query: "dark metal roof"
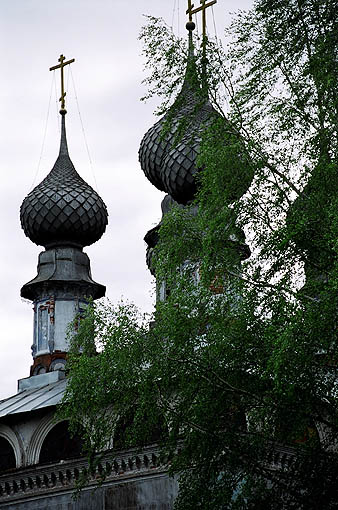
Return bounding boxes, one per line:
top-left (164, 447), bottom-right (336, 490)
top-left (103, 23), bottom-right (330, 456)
top-left (139, 30), bottom-right (219, 205)
top-left (0, 379), bottom-right (66, 417)
top-left (20, 113), bottom-right (108, 249)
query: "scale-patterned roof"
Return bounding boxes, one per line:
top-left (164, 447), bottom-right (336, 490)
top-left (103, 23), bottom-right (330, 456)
top-left (139, 30), bottom-right (219, 205)
top-left (20, 113), bottom-right (108, 249)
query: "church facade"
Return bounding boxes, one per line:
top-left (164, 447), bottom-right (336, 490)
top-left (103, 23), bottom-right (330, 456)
top-left (0, 54), bottom-right (178, 508)
top-left (0, 4), bottom-right (223, 508)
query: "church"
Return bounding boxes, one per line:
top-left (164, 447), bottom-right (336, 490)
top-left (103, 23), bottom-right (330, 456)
top-left (0, 56), bottom-right (178, 508)
top-left (0, 65), bottom-right (178, 509)
top-left (1, 0), bottom-right (334, 505)
top-left (0, 2), bottom-right (222, 508)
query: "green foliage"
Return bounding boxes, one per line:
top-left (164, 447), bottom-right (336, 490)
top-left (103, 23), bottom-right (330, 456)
top-left (139, 16), bottom-right (187, 115)
top-left (59, 1), bottom-right (337, 508)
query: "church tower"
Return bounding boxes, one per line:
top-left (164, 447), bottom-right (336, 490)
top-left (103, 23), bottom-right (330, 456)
top-left (20, 55), bottom-right (108, 381)
top-left (0, 54), bottom-right (176, 509)
top-left (139, 2), bottom-right (251, 289)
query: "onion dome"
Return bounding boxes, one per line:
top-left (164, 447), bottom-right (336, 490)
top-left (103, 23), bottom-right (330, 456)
top-left (20, 112), bottom-right (108, 249)
top-left (139, 27), bottom-right (219, 205)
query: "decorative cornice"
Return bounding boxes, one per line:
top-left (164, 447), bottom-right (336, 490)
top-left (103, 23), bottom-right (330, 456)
top-left (0, 444), bottom-right (167, 504)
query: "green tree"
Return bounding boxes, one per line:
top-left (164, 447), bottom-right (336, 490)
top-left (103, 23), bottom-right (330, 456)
top-left (59, 1), bottom-right (337, 508)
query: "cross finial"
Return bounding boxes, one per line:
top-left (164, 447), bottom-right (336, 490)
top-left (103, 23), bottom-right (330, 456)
top-left (186, 0), bottom-right (197, 31)
top-left (49, 54), bottom-right (75, 114)
top-left (186, 0), bottom-right (194, 22)
top-left (189, 0), bottom-right (217, 39)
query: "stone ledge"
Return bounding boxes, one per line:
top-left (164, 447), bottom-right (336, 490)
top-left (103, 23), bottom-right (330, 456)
top-left (17, 370), bottom-right (66, 392)
top-left (0, 444), bottom-right (167, 503)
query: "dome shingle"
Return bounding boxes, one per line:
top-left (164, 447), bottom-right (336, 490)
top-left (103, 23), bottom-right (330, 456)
top-left (20, 113), bottom-right (108, 248)
top-left (139, 30), bottom-right (219, 204)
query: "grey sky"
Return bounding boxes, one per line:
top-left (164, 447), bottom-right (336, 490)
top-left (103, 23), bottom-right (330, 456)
top-left (0, 0), bottom-right (252, 399)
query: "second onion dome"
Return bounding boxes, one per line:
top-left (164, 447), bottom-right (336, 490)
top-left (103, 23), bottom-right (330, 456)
top-left (139, 26), bottom-right (219, 205)
top-left (20, 112), bottom-right (108, 249)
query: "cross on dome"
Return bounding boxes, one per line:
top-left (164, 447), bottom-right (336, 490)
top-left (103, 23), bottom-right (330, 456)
top-left (186, 0), bottom-right (194, 22)
top-left (21, 53), bottom-right (108, 250)
top-left (188, 0), bottom-right (217, 38)
top-left (49, 54), bottom-right (75, 113)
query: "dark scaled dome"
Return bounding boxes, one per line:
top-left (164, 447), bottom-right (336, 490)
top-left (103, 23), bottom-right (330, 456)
top-left (139, 30), bottom-right (219, 205)
top-left (20, 113), bottom-right (108, 249)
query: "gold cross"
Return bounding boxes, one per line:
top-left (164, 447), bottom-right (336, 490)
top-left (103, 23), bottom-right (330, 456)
top-left (189, 0), bottom-right (217, 38)
top-left (186, 0), bottom-right (194, 22)
top-left (49, 54), bottom-right (75, 111)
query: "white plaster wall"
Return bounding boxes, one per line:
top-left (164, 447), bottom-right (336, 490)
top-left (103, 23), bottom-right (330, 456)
top-left (54, 300), bottom-right (78, 352)
top-left (11, 415), bottom-right (47, 466)
top-left (1, 412), bottom-right (63, 467)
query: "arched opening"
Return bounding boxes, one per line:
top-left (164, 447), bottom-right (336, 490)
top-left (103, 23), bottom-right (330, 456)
top-left (39, 421), bottom-right (84, 465)
top-left (0, 437), bottom-right (16, 473)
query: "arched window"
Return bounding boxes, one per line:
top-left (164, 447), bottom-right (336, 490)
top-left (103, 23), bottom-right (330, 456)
top-left (39, 421), bottom-right (84, 464)
top-left (0, 437), bottom-right (16, 473)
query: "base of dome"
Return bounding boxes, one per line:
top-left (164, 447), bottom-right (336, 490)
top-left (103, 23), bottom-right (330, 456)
top-left (21, 246), bottom-right (105, 301)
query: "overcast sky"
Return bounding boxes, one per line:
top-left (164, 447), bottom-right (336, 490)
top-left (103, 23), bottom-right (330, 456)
top-left (0, 0), bottom-right (252, 399)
